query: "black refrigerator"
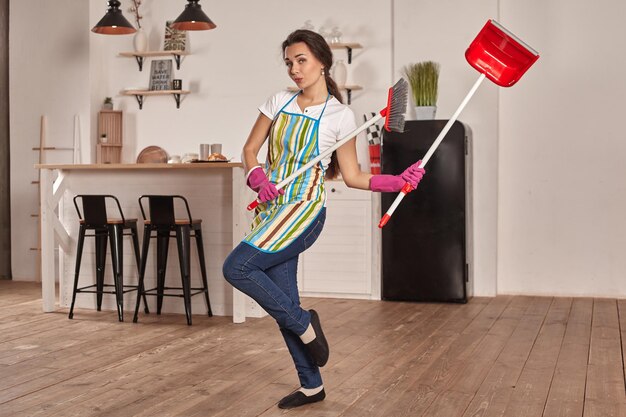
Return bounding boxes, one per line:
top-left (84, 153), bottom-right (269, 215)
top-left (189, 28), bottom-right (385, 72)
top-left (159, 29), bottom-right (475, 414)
top-left (381, 120), bottom-right (471, 303)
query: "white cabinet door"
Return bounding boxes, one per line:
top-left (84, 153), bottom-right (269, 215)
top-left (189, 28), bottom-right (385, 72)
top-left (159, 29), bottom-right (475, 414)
top-left (298, 181), bottom-right (373, 298)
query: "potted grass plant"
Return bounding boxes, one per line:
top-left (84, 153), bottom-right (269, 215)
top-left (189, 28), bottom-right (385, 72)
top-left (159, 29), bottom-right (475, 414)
top-left (403, 61), bottom-right (440, 120)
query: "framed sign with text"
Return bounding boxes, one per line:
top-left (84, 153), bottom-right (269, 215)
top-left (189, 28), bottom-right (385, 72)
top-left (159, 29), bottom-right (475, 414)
top-left (149, 59), bottom-right (173, 91)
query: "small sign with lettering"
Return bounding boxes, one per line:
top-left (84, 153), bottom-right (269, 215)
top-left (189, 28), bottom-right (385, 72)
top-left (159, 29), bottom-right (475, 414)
top-left (149, 59), bottom-right (173, 91)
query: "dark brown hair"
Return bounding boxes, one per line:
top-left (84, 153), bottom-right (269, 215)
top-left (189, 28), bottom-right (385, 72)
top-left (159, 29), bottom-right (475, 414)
top-left (282, 29), bottom-right (342, 180)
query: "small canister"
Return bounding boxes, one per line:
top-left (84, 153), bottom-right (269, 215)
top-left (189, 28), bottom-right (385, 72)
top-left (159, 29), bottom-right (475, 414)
top-left (200, 144), bottom-right (211, 161)
top-left (210, 143), bottom-right (222, 155)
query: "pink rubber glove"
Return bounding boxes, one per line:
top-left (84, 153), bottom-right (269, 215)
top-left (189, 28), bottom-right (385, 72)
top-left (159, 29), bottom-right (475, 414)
top-left (370, 160), bottom-right (425, 192)
top-left (247, 167), bottom-right (285, 202)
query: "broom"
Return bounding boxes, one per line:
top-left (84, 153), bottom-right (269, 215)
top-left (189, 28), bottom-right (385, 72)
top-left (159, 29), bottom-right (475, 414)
top-left (246, 78), bottom-right (409, 211)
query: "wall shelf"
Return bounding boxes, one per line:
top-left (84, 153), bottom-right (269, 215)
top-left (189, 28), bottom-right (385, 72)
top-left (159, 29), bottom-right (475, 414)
top-left (119, 50), bottom-right (189, 71)
top-left (31, 146), bottom-right (73, 151)
top-left (122, 89), bottom-right (190, 110)
top-left (329, 42), bottom-right (363, 64)
top-left (287, 85), bottom-right (363, 105)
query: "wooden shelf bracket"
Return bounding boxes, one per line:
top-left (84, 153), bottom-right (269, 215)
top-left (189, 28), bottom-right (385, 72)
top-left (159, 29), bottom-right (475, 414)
top-left (134, 94), bottom-right (145, 109)
top-left (134, 55), bottom-right (144, 71)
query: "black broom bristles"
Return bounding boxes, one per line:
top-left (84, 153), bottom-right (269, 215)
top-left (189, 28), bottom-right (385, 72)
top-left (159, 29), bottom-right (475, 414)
top-left (383, 78), bottom-right (409, 133)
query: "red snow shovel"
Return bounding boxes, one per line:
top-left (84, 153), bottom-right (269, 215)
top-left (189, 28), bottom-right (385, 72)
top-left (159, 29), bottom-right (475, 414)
top-left (379, 19), bottom-right (539, 228)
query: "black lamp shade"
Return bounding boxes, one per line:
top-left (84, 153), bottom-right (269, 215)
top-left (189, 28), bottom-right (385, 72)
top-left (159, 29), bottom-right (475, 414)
top-left (171, 0), bottom-right (216, 31)
top-left (92, 0), bottom-right (136, 35)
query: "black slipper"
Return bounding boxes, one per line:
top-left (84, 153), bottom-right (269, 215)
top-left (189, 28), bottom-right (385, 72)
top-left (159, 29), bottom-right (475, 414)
top-left (305, 309), bottom-right (329, 367)
top-left (278, 389), bottom-right (326, 409)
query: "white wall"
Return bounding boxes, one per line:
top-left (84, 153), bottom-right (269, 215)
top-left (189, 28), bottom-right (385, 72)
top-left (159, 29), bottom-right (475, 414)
top-left (10, 0), bottom-right (392, 281)
top-left (12, 1), bottom-right (625, 298)
top-left (88, 0), bottom-right (390, 165)
top-left (9, 0), bottom-right (90, 281)
top-left (497, 0), bottom-right (626, 297)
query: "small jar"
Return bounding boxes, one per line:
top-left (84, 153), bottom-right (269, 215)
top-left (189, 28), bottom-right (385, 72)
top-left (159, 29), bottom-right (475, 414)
top-left (100, 134), bottom-right (108, 144)
top-left (330, 27), bottom-right (342, 44)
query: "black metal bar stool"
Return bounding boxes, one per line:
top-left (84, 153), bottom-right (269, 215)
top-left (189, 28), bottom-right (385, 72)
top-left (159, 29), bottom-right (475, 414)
top-left (133, 195), bottom-right (212, 325)
top-left (69, 195), bottom-right (147, 322)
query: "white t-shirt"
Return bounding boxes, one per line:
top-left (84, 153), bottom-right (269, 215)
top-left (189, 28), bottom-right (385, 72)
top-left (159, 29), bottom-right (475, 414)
top-left (258, 90), bottom-right (357, 170)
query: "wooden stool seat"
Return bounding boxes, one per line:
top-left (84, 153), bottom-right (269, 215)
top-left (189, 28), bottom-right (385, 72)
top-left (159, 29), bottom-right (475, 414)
top-left (80, 218), bottom-right (138, 225)
top-left (143, 219), bottom-right (202, 225)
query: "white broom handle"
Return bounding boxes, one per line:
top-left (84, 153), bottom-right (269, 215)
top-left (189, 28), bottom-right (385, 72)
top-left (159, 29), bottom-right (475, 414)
top-left (277, 112), bottom-right (382, 189)
top-left (248, 112), bottom-right (383, 210)
top-left (379, 73), bottom-right (486, 228)
top-left (419, 73), bottom-right (485, 168)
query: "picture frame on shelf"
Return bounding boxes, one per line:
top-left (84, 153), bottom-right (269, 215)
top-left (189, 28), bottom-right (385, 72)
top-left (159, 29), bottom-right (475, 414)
top-left (149, 59), bottom-right (173, 91)
top-left (164, 20), bottom-right (187, 51)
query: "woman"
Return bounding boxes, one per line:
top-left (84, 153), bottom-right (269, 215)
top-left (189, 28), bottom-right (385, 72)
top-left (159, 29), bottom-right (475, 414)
top-left (223, 29), bottom-right (425, 409)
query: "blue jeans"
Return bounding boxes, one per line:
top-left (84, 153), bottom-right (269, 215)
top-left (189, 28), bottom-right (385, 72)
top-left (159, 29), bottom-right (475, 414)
top-left (223, 208), bottom-right (326, 389)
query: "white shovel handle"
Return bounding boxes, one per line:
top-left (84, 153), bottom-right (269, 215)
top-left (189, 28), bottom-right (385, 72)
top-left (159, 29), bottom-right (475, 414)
top-left (379, 74), bottom-right (486, 228)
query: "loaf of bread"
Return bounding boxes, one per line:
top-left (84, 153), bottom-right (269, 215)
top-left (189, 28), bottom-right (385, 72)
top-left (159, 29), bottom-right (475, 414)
top-left (207, 152), bottom-right (228, 161)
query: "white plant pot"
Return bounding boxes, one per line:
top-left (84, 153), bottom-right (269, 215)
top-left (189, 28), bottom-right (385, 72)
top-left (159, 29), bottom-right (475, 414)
top-left (133, 28), bottom-right (148, 52)
top-left (415, 106), bottom-right (437, 120)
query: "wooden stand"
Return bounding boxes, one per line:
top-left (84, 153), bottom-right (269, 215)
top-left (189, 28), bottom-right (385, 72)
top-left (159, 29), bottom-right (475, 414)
top-left (31, 115), bottom-right (74, 281)
top-left (96, 110), bottom-right (123, 164)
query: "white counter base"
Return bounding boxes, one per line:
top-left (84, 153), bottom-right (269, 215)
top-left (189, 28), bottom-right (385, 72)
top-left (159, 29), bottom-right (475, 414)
top-left (37, 163), bottom-right (263, 323)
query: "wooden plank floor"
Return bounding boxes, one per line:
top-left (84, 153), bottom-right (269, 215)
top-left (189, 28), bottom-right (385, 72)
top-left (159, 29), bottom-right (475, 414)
top-left (0, 281), bottom-right (625, 417)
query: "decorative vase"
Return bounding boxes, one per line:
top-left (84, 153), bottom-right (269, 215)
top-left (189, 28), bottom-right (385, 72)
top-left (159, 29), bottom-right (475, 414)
top-left (133, 28), bottom-right (148, 52)
top-left (333, 59), bottom-right (347, 86)
top-left (415, 106), bottom-right (437, 120)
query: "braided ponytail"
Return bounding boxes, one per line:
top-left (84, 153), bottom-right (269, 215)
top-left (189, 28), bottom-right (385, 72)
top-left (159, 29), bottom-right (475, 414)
top-left (323, 71), bottom-right (342, 179)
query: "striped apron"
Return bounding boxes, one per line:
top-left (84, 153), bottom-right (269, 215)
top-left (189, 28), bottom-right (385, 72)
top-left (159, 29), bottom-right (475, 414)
top-left (243, 92), bottom-right (329, 253)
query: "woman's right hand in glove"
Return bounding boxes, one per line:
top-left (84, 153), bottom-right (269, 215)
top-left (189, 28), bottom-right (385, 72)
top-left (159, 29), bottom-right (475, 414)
top-left (247, 166), bottom-right (285, 202)
top-left (369, 160), bottom-right (426, 192)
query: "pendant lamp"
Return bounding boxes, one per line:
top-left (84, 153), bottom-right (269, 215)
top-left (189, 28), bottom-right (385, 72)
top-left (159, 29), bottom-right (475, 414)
top-left (92, 0), bottom-right (136, 35)
top-left (171, 0), bottom-right (217, 31)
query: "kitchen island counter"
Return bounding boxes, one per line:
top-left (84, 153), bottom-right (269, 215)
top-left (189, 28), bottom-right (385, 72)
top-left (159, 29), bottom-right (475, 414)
top-left (37, 162), bottom-right (243, 170)
top-left (36, 162), bottom-right (261, 323)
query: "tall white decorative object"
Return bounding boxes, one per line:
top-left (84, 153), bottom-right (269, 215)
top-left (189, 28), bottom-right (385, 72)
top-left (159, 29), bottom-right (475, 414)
top-left (333, 59), bottom-right (347, 86)
top-left (73, 115), bottom-right (82, 163)
top-left (133, 28), bottom-right (148, 52)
